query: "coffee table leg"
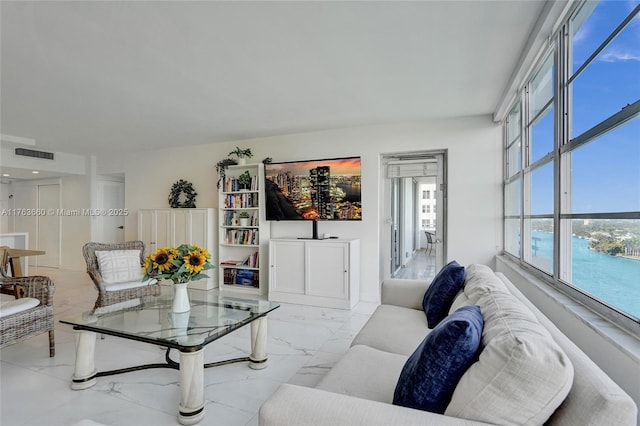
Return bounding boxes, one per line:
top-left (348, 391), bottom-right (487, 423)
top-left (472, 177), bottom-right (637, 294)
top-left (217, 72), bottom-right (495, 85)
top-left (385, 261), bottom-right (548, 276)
top-left (71, 329), bottom-right (97, 390)
top-left (249, 316), bottom-right (268, 370)
top-left (178, 349), bottom-right (205, 425)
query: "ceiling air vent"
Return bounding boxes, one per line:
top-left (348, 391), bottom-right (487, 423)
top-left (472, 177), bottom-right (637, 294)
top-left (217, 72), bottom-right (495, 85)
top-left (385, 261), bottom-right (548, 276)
top-left (15, 148), bottom-right (54, 160)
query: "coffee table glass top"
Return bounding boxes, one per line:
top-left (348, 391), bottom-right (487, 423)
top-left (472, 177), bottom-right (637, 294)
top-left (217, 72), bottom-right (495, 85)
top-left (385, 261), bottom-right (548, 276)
top-left (60, 286), bottom-right (279, 349)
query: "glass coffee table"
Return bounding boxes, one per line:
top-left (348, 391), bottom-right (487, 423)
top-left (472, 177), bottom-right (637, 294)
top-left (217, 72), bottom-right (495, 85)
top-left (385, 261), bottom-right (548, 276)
top-left (60, 286), bottom-right (279, 425)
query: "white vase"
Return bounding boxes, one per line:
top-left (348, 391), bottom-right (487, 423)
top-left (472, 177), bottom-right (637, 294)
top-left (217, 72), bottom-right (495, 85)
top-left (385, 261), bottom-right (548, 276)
top-left (237, 158), bottom-right (246, 165)
top-left (172, 282), bottom-right (191, 313)
top-left (239, 218), bottom-right (249, 226)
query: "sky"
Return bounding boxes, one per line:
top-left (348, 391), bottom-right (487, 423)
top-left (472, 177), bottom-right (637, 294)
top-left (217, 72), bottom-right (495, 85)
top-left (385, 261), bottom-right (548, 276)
top-left (531, 0), bottom-right (639, 215)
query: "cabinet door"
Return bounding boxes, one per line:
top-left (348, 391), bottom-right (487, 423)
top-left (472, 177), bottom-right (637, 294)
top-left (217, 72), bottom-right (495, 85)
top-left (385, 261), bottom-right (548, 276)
top-left (171, 210), bottom-right (188, 246)
top-left (306, 242), bottom-right (348, 299)
top-left (188, 209), bottom-right (210, 247)
top-left (270, 241), bottom-right (305, 294)
top-left (154, 210), bottom-right (172, 249)
top-left (138, 210), bottom-right (155, 254)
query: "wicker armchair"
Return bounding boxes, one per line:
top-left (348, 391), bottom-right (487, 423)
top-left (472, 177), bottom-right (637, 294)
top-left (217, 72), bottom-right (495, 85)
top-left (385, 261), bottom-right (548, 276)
top-left (0, 275), bottom-right (55, 356)
top-left (82, 240), bottom-right (161, 310)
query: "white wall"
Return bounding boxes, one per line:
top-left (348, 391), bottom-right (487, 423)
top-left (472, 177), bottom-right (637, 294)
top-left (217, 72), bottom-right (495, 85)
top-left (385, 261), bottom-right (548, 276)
top-left (101, 116), bottom-right (503, 302)
top-left (7, 176), bottom-right (92, 270)
top-left (0, 182), bottom-right (9, 233)
top-left (59, 175), bottom-right (92, 270)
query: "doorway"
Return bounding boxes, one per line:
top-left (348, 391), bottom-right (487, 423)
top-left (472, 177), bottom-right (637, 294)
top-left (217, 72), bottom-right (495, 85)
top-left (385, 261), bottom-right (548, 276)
top-left (381, 151), bottom-right (446, 281)
top-left (96, 178), bottom-right (125, 243)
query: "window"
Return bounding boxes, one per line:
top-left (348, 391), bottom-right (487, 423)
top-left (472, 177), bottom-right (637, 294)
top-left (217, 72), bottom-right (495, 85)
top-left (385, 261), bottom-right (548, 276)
top-left (422, 190), bottom-right (427, 199)
top-left (503, 0), bottom-right (640, 331)
top-left (422, 205), bottom-right (426, 213)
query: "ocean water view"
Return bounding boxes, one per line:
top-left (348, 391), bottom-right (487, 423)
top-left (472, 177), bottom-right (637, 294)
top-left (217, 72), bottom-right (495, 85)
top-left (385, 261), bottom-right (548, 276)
top-left (532, 231), bottom-right (640, 319)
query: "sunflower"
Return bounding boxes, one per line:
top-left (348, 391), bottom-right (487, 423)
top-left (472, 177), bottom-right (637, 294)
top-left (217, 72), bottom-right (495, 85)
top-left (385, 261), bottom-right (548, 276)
top-left (184, 250), bottom-right (206, 273)
top-left (151, 248), bottom-right (175, 272)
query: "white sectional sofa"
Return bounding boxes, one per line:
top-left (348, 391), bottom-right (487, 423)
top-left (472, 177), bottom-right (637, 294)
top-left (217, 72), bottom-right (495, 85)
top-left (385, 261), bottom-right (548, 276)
top-left (259, 264), bottom-right (637, 426)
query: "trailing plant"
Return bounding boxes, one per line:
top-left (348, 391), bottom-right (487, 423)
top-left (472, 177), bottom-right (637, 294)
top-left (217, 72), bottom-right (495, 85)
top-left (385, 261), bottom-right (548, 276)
top-left (216, 158), bottom-right (238, 189)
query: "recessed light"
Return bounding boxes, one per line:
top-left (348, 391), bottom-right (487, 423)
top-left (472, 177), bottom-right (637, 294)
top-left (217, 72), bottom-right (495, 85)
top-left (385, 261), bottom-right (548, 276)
top-left (32, 171), bottom-right (39, 174)
top-left (2, 173), bottom-right (9, 177)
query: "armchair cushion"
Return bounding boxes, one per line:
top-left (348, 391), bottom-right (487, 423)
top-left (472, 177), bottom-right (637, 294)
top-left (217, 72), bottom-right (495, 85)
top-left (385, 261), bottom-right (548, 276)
top-left (95, 250), bottom-right (143, 284)
top-left (393, 305), bottom-right (483, 414)
top-left (103, 278), bottom-right (157, 292)
top-left (422, 260), bottom-right (466, 328)
top-left (0, 297), bottom-right (40, 318)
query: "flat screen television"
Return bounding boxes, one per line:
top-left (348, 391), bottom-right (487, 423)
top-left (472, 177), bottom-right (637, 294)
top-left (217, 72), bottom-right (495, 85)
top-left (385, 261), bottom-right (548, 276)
top-left (264, 157), bottom-right (361, 238)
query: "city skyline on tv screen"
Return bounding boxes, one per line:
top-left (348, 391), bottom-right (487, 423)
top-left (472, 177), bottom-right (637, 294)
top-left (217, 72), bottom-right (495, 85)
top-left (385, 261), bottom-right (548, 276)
top-left (265, 157), bottom-right (362, 221)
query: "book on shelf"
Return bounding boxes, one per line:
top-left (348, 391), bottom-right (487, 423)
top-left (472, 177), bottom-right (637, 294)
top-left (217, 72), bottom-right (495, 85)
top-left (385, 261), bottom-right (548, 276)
top-left (220, 251), bottom-right (259, 268)
top-left (220, 259), bottom-right (244, 266)
top-left (225, 229), bottom-right (259, 245)
top-left (224, 175), bottom-right (260, 193)
top-left (222, 268), bottom-right (259, 288)
top-left (223, 211), bottom-right (259, 227)
top-left (223, 193), bottom-right (258, 209)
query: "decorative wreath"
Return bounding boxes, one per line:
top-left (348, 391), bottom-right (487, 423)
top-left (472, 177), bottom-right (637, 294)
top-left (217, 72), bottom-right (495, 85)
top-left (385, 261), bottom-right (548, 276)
top-left (168, 179), bottom-right (197, 208)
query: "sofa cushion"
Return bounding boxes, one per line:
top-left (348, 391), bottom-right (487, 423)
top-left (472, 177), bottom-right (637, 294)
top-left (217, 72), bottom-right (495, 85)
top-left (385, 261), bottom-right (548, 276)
top-left (393, 305), bottom-right (483, 414)
top-left (422, 260), bottom-right (466, 328)
top-left (317, 345), bottom-right (407, 404)
top-left (446, 288), bottom-right (574, 425)
top-left (351, 304), bottom-right (428, 356)
top-left (463, 263), bottom-right (509, 302)
top-left (448, 291), bottom-right (470, 314)
top-left (95, 250), bottom-right (143, 284)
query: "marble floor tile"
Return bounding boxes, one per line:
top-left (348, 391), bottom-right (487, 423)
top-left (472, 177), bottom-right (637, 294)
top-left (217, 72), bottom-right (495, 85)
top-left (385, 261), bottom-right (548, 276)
top-left (1, 266), bottom-right (374, 426)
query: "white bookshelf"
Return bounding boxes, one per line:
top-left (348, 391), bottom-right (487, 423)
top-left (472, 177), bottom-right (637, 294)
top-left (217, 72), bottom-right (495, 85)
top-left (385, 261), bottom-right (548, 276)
top-left (218, 163), bottom-right (270, 297)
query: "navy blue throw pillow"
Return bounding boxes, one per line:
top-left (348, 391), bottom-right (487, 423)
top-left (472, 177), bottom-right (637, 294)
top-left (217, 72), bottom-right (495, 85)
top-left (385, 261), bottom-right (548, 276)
top-left (393, 305), bottom-right (483, 414)
top-left (422, 260), bottom-right (466, 328)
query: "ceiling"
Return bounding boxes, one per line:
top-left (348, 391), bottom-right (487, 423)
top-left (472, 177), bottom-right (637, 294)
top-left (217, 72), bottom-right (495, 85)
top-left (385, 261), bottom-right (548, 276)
top-left (1, 1), bottom-right (548, 158)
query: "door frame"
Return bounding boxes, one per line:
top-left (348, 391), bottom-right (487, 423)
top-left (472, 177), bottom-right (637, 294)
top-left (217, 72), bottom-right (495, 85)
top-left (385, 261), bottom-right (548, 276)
top-left (380, 150), bottom-right (447, 281)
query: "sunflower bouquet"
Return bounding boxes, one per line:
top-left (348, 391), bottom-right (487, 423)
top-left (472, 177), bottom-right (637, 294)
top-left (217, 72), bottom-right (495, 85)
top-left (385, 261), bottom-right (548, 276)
top-left (143, 244), bottom-right (214, 284)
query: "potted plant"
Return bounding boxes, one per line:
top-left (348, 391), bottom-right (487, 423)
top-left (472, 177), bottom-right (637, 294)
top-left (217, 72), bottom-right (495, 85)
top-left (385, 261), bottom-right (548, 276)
top-left (228, 147), bottom-right (253, 165)
top-left (238, 170), bottom-right (252, 190)
top-left (238, 211), bottom-right (251, 226)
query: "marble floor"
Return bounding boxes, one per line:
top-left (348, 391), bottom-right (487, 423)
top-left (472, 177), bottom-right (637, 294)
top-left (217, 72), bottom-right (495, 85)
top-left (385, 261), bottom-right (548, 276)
top-left (0, 267), bottom-right (377, 426)
top-left (392, 249), bottom-right (437, 281)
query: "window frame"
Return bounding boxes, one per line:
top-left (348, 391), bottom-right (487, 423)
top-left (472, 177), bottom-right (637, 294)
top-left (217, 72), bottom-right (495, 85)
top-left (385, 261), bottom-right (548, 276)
top-left (503, 0), bottom-right (640, 336)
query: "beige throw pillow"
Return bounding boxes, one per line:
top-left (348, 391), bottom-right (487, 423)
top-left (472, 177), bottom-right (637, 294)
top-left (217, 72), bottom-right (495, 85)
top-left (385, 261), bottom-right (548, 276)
top-left (95, 250), bottom-right (143, 284)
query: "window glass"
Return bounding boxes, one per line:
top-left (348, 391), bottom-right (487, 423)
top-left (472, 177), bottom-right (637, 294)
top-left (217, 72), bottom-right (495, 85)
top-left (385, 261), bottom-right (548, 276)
top-left (570, 117), bottom-right (640, 214)
top-left (531, 105), bottom-right (555, 163)
top-left (505, 219), bottom-right (521, 256)
top-left (571, 0), bottom-right (640, 75)
top-left (531, 162), bottom-right (554, 215)
top-left (505, 178), bottom-right (521, 257)
top-left (571, 12), bottom-right (640, 137)
top-left (569, 218), bottom-right (640, 319)
top-left (507, 103), bottom-right (522, 176)
top-left (527, 218), bottom-right (554, 274)
top-left (529, 54), bottom-right (554, 120)
top-left (507, 138), bottom-right (521, 177)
